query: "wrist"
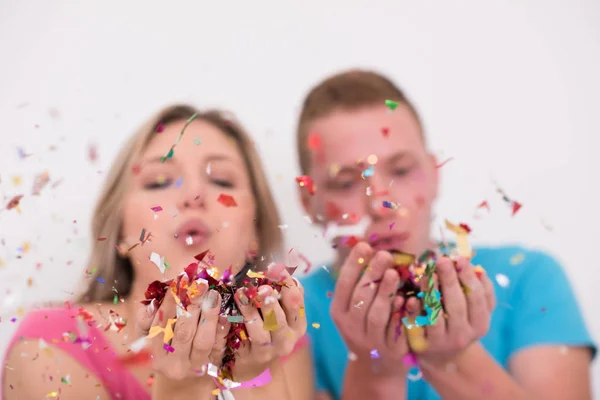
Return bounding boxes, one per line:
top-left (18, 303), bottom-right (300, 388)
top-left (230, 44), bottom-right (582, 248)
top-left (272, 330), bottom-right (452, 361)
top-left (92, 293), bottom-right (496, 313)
top-left (343, 359), bottom-right (407, 398)
top-left (152, 373), bottom-right (215, 399)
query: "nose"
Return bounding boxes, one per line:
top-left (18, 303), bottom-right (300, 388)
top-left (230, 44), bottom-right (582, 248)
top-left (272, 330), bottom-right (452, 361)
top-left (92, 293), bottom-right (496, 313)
top-left (364, 175), bottom-right (396, 220)
top-left (176, 180), bottom-right (206, 211)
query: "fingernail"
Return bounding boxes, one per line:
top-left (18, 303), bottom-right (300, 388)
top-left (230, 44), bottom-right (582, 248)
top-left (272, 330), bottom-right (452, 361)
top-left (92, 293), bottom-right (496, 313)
top-left (258, 286), bottom-right (270, 295)
top-left (146, 299), bottom-right (157, 317)
top-left (239, 293), bottom-right (249, 306)
top-left (203, 290), bottom-right (218, 309)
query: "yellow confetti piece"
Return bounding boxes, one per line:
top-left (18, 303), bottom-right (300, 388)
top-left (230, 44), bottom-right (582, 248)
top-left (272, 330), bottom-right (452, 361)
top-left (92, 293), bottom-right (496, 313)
top-left (358, 257), bottom-right (365, 264)
top-left (147, 318), bottom-right (176, 343)
top-left (312, 323), bottom-right (321, 329)
top-left (510, 253), bottom-right (525, 265)
top-left (0, 258), bottom-right (4, 268)
top-left (211, 389), bottom-right (221, 395)
top-left (44, 391), bottom-right (60, 398)
top-left (263, 310), bottom-right (279, 331)
top-left (299, 305), bottom-right (305, 318)
top-left (12, 176), bottom-right (22, 186)
top-left (240, 330), bottom-right (247, 341)
top-left (445, 220), bottom-right (473, 258)
top-left (405, 325), bottom-right (428, 353)
top-left (392, 251), bottom-right (415, 266)
top-left (462, 284), bottom-right (472, 296)
top-left (246, 270), bottom-right (266, 279)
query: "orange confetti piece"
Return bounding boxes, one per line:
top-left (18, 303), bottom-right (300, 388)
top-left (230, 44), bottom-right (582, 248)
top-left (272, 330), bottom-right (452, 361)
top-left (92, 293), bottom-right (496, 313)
top-left (6, 194), bottom-right (23, 210)
top-left (217, 194), bottom-right (237, 207)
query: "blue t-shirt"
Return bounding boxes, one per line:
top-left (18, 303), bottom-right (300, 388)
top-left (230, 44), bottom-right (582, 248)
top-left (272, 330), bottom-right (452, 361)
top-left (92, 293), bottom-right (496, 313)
top-left (300, 246), bottom-right (596, 400)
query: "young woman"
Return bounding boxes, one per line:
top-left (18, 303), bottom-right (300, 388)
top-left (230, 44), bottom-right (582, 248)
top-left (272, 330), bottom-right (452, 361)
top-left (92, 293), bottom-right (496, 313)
top-left (294, 70), bottom-right (596, 399)
top-left (2, 105), bottom-right (313, 400)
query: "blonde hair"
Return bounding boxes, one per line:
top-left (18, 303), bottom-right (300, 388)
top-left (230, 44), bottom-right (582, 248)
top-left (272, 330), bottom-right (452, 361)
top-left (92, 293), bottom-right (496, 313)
top-left (79, 104), bottom-right (282, 302)
top-left (296, 69), bottom-right (424, 174)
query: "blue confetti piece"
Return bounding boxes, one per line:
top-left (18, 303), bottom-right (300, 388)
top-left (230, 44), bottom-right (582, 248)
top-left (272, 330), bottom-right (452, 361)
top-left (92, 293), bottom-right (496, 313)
top-left (382, 200), bottom-right (393, 209)
top-left (97, 277), bottom-right (106, 284)
top-left (370, 349), bottom-right (380, 358)
top-left (415, 315), bottom-right (429, 326)
top-left (175, 177), bottom-right (184, 188)
top-left (362, 166), bottom-right (375, 178)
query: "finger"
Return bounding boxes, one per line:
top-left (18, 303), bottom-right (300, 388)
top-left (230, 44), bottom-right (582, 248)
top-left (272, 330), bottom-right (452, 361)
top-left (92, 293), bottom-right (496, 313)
top-left (455, 257), bottom-right (488, 336)
top-left (257, 285), bottom-right (289, 347)
top-left (479, 272), bottom-right (496, 312)
top-left (135, 298), bottom-right (158, 338)
top-left (350, 251), bottom-right (394, 327)
top-left (386, 295), bottom-right (405, 348)
top-left (208, 315), bottom-right (230, 366)
top-left (190, 290), bottom-right (221, 369)
top-left (235, 287), bottom-right (272, 347)
top-left (436, 257), bottom-right (468, 333)
top-left (330, 242), bottom-right (374, 314)
top-left (404, 297), bottom-right (427, 353)
top-left (169, 291), bottom-right (204, 361)
top-left (421, 273), bottom-right (445, 342)
top-left (277, 269), bottom-right (307, 332)
top-left (148, 291), bottom-right (178, 370)
top-left (366, 268), bottom-right (399, 337)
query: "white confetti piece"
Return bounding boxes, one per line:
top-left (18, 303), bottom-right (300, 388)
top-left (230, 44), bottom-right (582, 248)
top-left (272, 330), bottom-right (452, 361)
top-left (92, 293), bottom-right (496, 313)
top-left (150, 252), bottom-right (166, 274)
top-left (495, 273), bottom-right (510, 288)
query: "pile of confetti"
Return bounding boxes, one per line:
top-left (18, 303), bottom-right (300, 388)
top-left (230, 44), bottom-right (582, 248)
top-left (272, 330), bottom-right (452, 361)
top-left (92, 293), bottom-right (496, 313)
top-left (141, 250), bottom-right (288, 381)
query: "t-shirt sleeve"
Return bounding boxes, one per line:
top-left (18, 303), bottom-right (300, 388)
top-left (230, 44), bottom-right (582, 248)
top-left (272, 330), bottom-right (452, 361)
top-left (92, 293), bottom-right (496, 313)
top-left (507, 250), bottom-right (596, 359)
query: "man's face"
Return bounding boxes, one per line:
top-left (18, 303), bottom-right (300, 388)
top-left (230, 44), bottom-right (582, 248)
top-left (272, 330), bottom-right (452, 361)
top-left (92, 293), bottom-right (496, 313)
top-left (302, 104), bottom-right (439, 262)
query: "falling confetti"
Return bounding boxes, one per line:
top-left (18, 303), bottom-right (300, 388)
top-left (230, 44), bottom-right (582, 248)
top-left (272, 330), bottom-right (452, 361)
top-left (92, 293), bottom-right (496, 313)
top-left (161, 112), bottom-right (199, 162)
top-left (150, 206), bottom-right (163, 212)
top-left (385, 99), bottom-right (399, 110)
top-left (435, 157), bottom-right (454, 169)
top-left (6, 195), bottom-right (23, 210)
top-left (510, 253), bottom-right (525, 265)
top-left (217, 194), bottom-right (237, 207)
top-left (295, 175), bottom-right (316, 195)
top-left (494, 184), bottom-right (523, 216)
top-left (88, 143), bottom-right (98, 162)
top-left (156, 122), bottom-right (164, 133)
top-left (194, 137), bottom-right (201, 145)
top-left (32, 172), bottom-right (50, 195)
top-left (381, 127), bottom-right (390, 137)
top-left (311, 323), bottom-right (320, 329)
top-left (150, 252), bottom-right (167, 274)
top-left (495, 273), bottom-right (510, 288)
top-left (361, 166), bottom-right (375, 178)
top-left (477, 200), bottom-right (490, 211)
top-left (444, 220), bottom-right (473, 258)
top-left (307, 133), bottom-right (322, 150)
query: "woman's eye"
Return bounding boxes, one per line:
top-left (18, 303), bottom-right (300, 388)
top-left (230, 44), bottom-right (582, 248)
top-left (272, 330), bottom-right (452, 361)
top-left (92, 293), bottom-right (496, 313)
top-left (145, 179), bottom-right (172, 190)
top-left (393, 168), bottom-right (410, 177)
top-left (211, 178), bottom-right (234, 188)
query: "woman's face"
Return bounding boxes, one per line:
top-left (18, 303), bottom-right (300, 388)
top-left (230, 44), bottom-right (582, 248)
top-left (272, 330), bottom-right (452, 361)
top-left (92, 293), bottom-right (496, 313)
top-left (303, 104), bottom-right (438, 261)
top-left (121, 119), bottom-right (257, 286)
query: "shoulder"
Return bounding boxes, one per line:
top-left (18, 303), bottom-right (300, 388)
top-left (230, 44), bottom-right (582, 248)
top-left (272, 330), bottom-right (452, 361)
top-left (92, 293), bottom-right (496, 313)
top-left (3, 336), bottom-right (111, 399)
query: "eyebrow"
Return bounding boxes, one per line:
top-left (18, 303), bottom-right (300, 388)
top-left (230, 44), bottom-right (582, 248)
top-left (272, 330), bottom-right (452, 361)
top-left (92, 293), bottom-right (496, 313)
top-left (142, 153), bottom-right (234, 165)
top-left (331, 151), bottom-right (413, 176)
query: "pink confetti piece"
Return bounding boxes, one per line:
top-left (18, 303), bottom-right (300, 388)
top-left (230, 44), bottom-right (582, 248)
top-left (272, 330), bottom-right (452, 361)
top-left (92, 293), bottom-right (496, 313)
top-left (163, 343), bottom-right (175, 353)
top-left (151, 206), bottom-right (163, 212)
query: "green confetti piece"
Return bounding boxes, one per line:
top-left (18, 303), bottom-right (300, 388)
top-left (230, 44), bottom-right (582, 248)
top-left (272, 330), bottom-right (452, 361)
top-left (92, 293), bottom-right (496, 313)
top-left (161, 112), bottom-right (199, 162)
top-left (194, 137), bottom-right (201, 145)
top-left (113, 294), bottom-right (118, 304)
top-left (385, 99), bottom-right (399, 110)
top-left (164, 260), bottom-right (170, 270)
top-left (227, 315), bottom-right (244, 323)
top-left (61, 376), bottom-right (70, 385)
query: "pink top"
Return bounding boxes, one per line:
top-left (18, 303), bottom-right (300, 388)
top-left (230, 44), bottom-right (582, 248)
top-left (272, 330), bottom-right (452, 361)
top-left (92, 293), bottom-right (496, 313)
top-left (2, 307), bottom-right (309, 400)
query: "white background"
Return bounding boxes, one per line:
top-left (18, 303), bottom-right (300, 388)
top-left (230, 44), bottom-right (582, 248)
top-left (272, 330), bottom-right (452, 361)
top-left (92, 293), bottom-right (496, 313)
top-left (1, 0), bottom-right (599, 395)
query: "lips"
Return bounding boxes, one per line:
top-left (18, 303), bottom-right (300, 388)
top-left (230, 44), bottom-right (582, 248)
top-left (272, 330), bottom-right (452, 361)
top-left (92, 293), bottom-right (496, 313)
top-left (369, 232), bottom-right (411, 252)
top-left (174, 218), bottom-right (211, 247)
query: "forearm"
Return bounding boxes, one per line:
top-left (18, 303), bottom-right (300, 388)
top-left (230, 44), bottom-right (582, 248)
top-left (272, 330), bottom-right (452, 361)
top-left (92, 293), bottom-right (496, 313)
top-left (341, 361), bottom-right (406, 400)
top-left (152, 374), bottom-right (216, 400)
top-left (420, 342), bottom-right (531, 400)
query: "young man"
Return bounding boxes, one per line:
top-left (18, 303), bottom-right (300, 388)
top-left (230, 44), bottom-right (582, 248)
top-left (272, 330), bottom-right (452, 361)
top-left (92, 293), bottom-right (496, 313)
top-left (295, 70), bottom-right (596, 400)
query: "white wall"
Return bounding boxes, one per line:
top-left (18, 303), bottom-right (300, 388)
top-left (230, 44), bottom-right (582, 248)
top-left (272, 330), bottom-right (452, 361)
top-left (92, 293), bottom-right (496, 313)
top-left (1, 0), bottom-right (599, 395)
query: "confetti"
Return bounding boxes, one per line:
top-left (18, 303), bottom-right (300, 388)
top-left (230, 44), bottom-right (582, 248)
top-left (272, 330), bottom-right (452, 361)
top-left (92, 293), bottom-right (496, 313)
top-left (147, 318), bottom-right (176, 343)
top-left (444, 220), bottom-right (473, 259)
top-left (6, 195), bottom-right (24, 210)
top-left (263, 310), bottom-right (278, 331)
top-left (385, 99), bottom-right (399, 110)
top-left (495, 273), bottom-right (510, 288)
top-left (32, 172), bottom-right (50, 195)
top-left (151, 206), bottom-right (163, 212)
top-left (217, 194), bottom-right (237, 207)
top-left (88, 143), bottom-right (98, 162)
top-left (361, 166), bottom-right (375, 178)
top-left (194, 137), bottom-right (201, 145)
top-left (150, 252), bottom-right (167, 274)
top-left (370, 349), bottom-right (380, 358)
top-left (312, 323), bottom-right (321, 329)
top-left (381, 127), bottom-right (390, 137)
top-left (477, 200), bottom-right (490, 211)
top-left (307, 133), bottom-right (322, 150)
top-left (163, 343), bottom-right (175, 353)
top-left (494, 184), bottom-right (523, 216)
top-left (295, 175), bottom-right (316, 195)
top-left (156, 122), bottom-right (164, 133)
top-left (435, 157), bottom-right (454, 169)
top-left (510, 253), bottom-right (525, 265)
top-left (161, 112), bottom-right (199, 162)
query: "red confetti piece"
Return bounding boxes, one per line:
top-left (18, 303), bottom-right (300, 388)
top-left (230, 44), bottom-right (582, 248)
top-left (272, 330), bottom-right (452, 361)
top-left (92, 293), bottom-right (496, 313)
top-left (458, 223), bottom-right (472, 233)
top-left (132, 165), bottom-right (142, 175)
top-left (298, 252), bottom-right (312, 274)
top-left (97, 237), bottom-right (107, 241)
top-left (307, 133), bottom-right (322, 150)
top-left (344, 236), bottom-right (360, 248)
top-left (6, 195), bottom-right (23, 210)
top-left (217, 194), bottom-right (237, 207)
top-left (295, 175), bottom-right (316, 195)
top-left (511, 201), bottom-right (522, 216)
top-left (477, 200), bottom-right (490, 211)
top-left (151, 206), bottom-right (163, 212)
top-left (156, 122), bottom-right (164, 133)
top-left (381, 127), bottom-right (390, 137)
top-left (435, 157), bottom-right (454, 169)
top-left (325, 202), bottom-right (342, 220)
top-left (88, 144), bottom-right (98, 162)
top-left (119, 350), bottom-right (153, 366)
top-left (194, 249), bottom-right (210, 262)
